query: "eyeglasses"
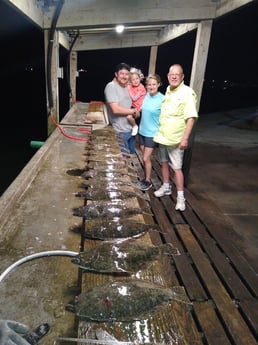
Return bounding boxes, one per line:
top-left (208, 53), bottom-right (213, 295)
top-left (168, 73), bottom-right (182, 77)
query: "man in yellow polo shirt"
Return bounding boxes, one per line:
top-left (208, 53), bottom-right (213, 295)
top-left (153, 64), bottom-right (198, 211)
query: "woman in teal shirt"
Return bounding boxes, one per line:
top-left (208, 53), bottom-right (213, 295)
top-left (138, 74), bottom-right (164, 191)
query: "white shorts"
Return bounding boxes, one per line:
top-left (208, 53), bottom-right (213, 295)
top-left (158, 144), bottom-right (184, 170)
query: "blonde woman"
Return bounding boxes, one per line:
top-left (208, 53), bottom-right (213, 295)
top-left (138, 74), bottom-right (164, 191)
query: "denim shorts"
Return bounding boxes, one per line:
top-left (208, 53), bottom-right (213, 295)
top-left (158, 144), bottom-right (184, 169)
top-left (138, 134), bottom-right (158, 148)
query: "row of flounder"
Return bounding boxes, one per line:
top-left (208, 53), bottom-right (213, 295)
top-left (68, 127), bottom-right (184, 325)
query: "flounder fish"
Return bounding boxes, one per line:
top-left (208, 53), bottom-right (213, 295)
top-left (81, 168), bottom-right (138, 179)
top-left (84, 167), bottom-right (138, 178)
top-left (71, 239), bottom-right (179, 274)
top-left (72, 201), bottom-right (152, 219)
top-left (81, 178), bottom-right (141, 190)
top-left (89, 133), bottom-right (114, 140)
top-left (87, 162), bottom-right (137, 174)
top-left (66, 280), bottom-right (191, 322)
top-left (85, 146), bottom-right (127, 154)
top-left (91, 126), bottom-right (116, 136)
top-left (75, 188), bottom-right (145, 201)
top-left (88, 158), bottom-right (127, 164)
top-left (85, 146), bottom-right (129, 155)
top-left (82, 219), bottom-right (158, 240)
top-left (87, 160), bottom-right (128, 168)
top-left (88, 137), bottom-right (124, 147)
top-left (85, 153), bottom-right (124, 160)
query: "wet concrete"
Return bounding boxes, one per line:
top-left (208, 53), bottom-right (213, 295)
top-left (188, 106), bottom-right (258, 270)
top-left (0, 103), bottom-right (107, 344)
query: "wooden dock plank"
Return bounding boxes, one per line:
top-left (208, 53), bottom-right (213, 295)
top-left (176, 223), bottom-right (257, 345)
top-left (238, 298), bottom-right (258, 337)
top-left (175, 204), bottom-right (256, 300)
top-left (193, 301), bottom-right (232, 345)
top-left (147, 192), bottom-right (209, 302)
top-left (185, 190), bottom-right (258, 296)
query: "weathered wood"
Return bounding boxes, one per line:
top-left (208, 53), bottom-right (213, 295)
top-left (184, 192), bottom-right (258, 297)
top-left (176, 203), bottom-right (256, 300)
top-left (146, 193), bottom-right (209, 302)
top-left (193, 301), bottom-right (232, 345)
top-left (238, 299), bottom-right (258, 337)
top-left (176, 223), bottom-right (257, 345)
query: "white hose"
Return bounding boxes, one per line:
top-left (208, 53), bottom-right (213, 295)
top-left (56, 337), bottom-right (134, 344)
top-left (0, 250), bottom-right (78, 283)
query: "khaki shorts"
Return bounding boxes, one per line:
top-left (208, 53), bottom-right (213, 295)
top-left (158, 144), bottom-right (184, 170)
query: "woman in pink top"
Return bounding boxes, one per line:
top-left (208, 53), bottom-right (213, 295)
top-left (127, 68), bottom-right (146, 135)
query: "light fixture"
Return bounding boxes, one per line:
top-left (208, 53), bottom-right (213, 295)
top-left (116, 25), bottom-right (125, 34)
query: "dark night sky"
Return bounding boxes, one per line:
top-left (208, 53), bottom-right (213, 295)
top-left (1, 1), bottom-right (258, 114)
top-left (77, 2), bottom-right (258, 112)
top-left (76, 2), bottom-right (258, 111)
top-left (0, 0), bottom-right (257, 194)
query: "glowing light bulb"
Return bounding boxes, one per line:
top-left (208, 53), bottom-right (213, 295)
top-left (116, 25), bottom-right (124, 33)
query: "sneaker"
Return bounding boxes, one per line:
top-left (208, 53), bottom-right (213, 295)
top-left (175, 197), bottom-right (186, 211)
top-left (131, 125), bottom-right (138, 136)
top-left (154, 184), bottom-right (171, 197)
top-left (140, 179), bottom-right (146, 187)
top-left (141, 180), bottom-right (153, 191)
top-left (23, 323), bottom-right (50, 345)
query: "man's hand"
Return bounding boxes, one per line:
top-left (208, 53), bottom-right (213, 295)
top-left (0, 320), bottom-right (30, 345)
top-left (179, 138), bottom-right (189, 150)
top-left (133, 108), bottom-right (141, 119)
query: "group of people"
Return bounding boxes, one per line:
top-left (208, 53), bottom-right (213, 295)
top-left (104, 62), bottom-right (198, 211)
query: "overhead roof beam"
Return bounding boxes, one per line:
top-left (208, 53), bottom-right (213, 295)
top-left (3, 0), bottom-right (44, 28)
top-left (73, 23), bottom-right (200, 51)
top-left (159, 23), bottom-right (199, 45)
top-left (43, 0), bottom-right (217, 30)
top-left (73, 31), bottom-right (160, 51)
top-left (215, 0), bottom-right (255, 18)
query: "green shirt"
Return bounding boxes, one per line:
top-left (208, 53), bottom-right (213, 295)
top-left (154, 82), bottom-right (198, 146)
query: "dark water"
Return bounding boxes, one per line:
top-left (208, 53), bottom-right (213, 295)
top-left (0, 141), bottom-right (35, 194)
top-left (0, 70), bottom-right (48, 195)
